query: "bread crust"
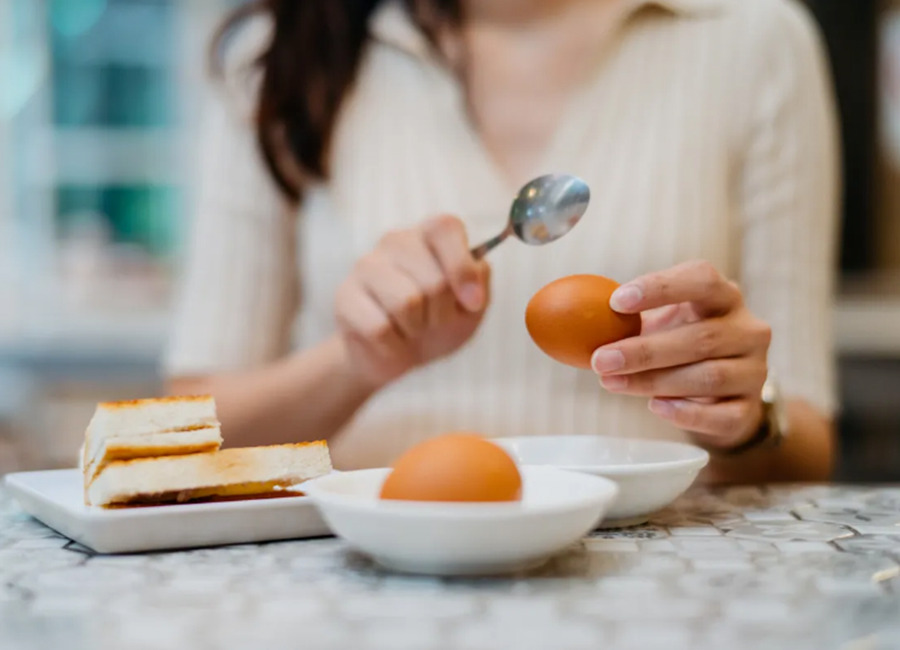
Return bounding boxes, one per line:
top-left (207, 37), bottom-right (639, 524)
top-left (97, 395), bottom-right (214, 409)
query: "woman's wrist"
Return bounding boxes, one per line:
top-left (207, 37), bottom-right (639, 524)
top-left (703, 399), bottom-right (833, 484)
top-left (704, 398), bottom-right (767, 455)
top-left (322, 334), bottom-right (391, 397)
top-left (707, 378), bottom-right (787, 457)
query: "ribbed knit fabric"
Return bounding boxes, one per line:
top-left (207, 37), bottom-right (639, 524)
top-left (165, 0), bottom-right (840, 469)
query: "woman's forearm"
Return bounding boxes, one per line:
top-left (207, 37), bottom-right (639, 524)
top-left (167, 335), bottom-right (377, 448)
top-left (770, 400), bottom-right (836, 481)
top-left (702, 399), bottom-right (835, 485)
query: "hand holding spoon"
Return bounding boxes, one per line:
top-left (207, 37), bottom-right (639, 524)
top-left (470, 174), bottom-right (591, 259)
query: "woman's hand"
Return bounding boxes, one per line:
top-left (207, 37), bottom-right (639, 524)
top-left (591, 260), bottom-right (772, 451)
top-left (335, 215), bottom-right (490, 389)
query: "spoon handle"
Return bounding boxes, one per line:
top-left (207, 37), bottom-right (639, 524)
top-left (470, 230), bottom-right (509, 260)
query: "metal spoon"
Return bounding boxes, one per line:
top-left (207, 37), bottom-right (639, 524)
top-left (470, 173), bottom-right (591, 259)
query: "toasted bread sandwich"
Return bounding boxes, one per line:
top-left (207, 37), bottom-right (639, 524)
top-left (87, 441), bottom-right (332, 507)
top-left (82, 395), bottom-right (223, 488)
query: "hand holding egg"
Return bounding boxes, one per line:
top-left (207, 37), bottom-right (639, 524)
top-left (335, 216), bottom-right (490, 389)
top-left (590, 260), bottom-right (772, 452)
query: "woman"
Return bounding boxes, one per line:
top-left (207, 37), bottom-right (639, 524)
top-left (166, 0), bottom-right (839, 483)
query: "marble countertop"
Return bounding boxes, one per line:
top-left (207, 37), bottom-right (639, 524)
top-left (2, 483), bottom-right (900, 650)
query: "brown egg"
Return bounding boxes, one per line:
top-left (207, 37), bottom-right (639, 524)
top-left (525, 274), bottom-right (641, 369)
top-left (380, 433), bottom-right (522, 502)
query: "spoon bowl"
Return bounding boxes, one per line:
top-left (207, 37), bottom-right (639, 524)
top-left (471, 173), bottom-right (590, 259)
top-left (511, 174), bottom-right (591, 245)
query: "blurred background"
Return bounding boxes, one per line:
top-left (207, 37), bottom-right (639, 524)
top-left (0, 0), bottom-right (898, 480)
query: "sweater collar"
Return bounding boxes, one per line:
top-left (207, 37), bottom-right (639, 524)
top-left (632, 0), bottom-right (724, 16)
top-left (370, 0), bottom-right (724, 58)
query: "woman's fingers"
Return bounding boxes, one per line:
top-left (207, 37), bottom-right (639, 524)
top-left (334, 279), bottom-right (406, 353)
top-left (602, 260), bottom-right (773, 445)
top-left (341, 216), bottom-right (491, 344)
top-left (592, 317), bottom-right (763, 375)
top-left (335, 215), bottom-right (491, 386)
top-left (422, 215), bottom-right (486, 313)
top-left (598, 358), bottom-right (767, 398)
top-left (356, 254), bottom-right (426, 338)
top-left (647, 397), bottom-right (762, 445)
top-left (611, 260), bottom-right (742, 317)
top-left (638, 304), bottom-right (692, 335)
top-left (377, 231), bottom-right (449, 330)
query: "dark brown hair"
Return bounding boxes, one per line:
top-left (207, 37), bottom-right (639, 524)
top-left (214, 0), bottom-right (460, 203)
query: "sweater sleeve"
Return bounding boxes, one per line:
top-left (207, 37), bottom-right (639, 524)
top-left (737, 0), bottom-right (841, 415)
top-left (162, 38), bottom-right (299, 377)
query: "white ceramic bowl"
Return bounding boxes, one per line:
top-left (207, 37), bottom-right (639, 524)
top-left (494, 436), bottom-right (709, 527)
top-left (302, 466), bottom-right (618, 576)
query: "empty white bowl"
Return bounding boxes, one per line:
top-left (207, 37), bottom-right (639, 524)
top-left (494, 436), bottom-right (709, 527)
top-left (302, 466), bottom-right (618, 576)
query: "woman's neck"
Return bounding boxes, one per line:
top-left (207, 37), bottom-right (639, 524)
top-left (446, 0), bottom-right (628, 185)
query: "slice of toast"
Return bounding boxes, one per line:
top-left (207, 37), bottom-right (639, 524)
top-left (82, 396), bottom-right (223, 492)
top-left (87, 441), bottom-right (332, 508)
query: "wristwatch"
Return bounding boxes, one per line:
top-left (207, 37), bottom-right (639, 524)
top-left (717, 375), bottom-right (788, 457)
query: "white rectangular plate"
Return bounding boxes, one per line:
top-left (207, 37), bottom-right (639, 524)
top-left (4, 469), bottom-right (332, 554)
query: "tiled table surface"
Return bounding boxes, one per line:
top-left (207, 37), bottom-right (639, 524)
top-left (2, 484), bottom-right (900, 650)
